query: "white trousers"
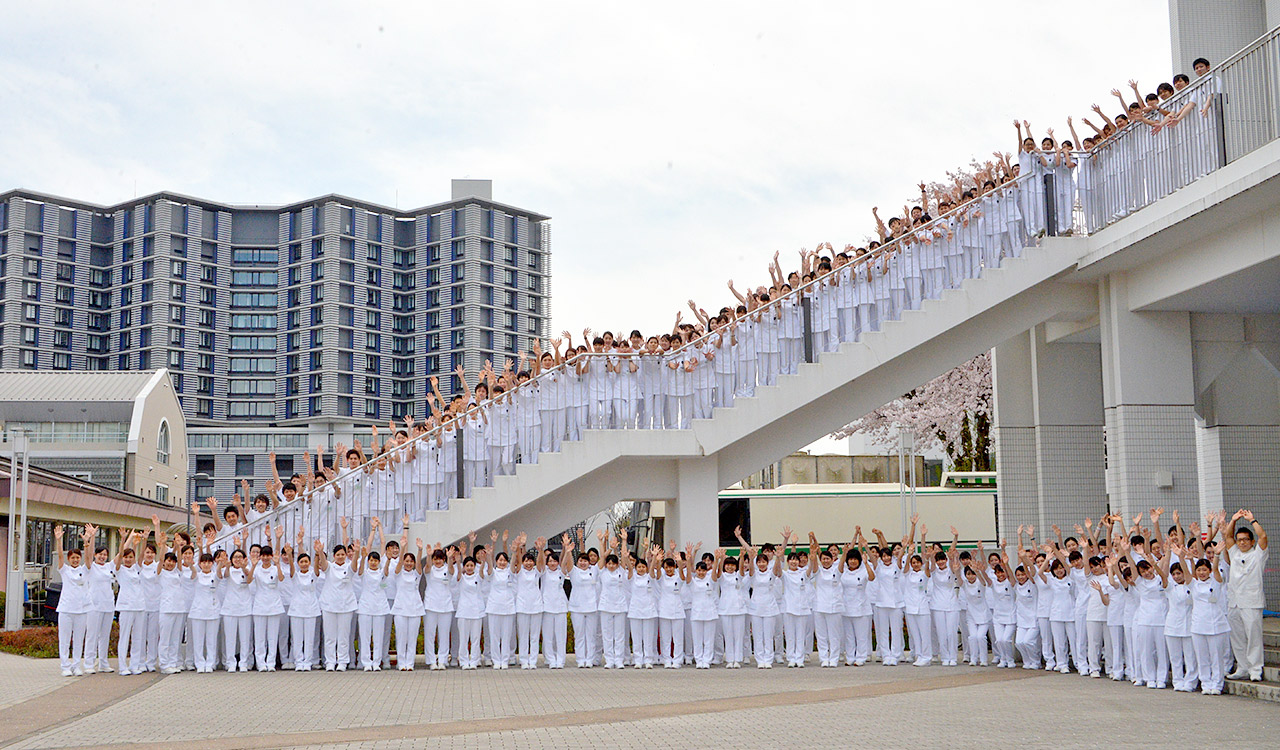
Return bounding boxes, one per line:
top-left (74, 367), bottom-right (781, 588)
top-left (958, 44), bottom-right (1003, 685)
top-left (1228, 606), bottom-right (1264, 678)
top-left (570, 612), bottom-right (599, 666)
top-left (1167, 634), bottom-right (1198, 691)
top-left (932, 610), bottom-right (959, 664)
top-left (117, 610), bottom-right (146, 672)
top-left (254, 614), bottom-right (281, 670)
top-left (721, 614), bottom-right (746, 664)
top-left (1037, 617), bottom-right (1055, 665)
top-left (142, 610), bottom-right (159, 671)
top-left (1086, 620), bottom-right (1107, 674)
top-left (600, 612), bottom-right (627, 667)
top-left (517, 612), bottom-right (542, 667)
top-left (322, 610), bottom-right (354, 669)
top-left (907, 613), bottom-right (934, 663)
top-left (991, 622), bottom-right (1015, 666)
top-left (630, 616), bottom-right (657, 666)
top-left (86, 610), bottom-right (113, 670)
top-left (1135, 623), bottom-right (1169, 686)
top-left (966, 620), bottom-right (990, 665)
top-left (542, 612), bottom-right (567, 668)
top-left (814, 611), bottom-right (843, 663)
top-left (158, 612), bottom-right (185, 671)
top-left (58, 611), bottom-right (87, 672)
top-left (751, 614), bottom-right (777, 666)
top-left (783, 613), bottom-right (808, 665)
top-left (1015, 624), bottom-right (1041, 668)
top-left (1192, 632), bottom-right (1228, 692)
top-left (425, 611), bottom-right (452, 667)
top-left (222, 614), bottom-right (252, 671)
top-left (844, 614), bottom-right (873, 664)
top-left (392, 614), bottom-right (420, 669)
top-left (356, 613), bottom-right (385, 669)
top-left (191, 617), bottom-right (220, 671)
top-left (489, 613), bottom-right (515, 666)
top-left (658, 617), bottom-right (684, 667)
top-left (691, 619), bottom-right (716, 667)
top-left (873, 606), bottom-right (904, 663)
top-left (290, 616), bottom-right (318, 669)
top-left (1107, 624), bottom-right (1126, 679)
top-left (1049, 619), bottom-right (1072, 671)
top-left (457, 618), bottom-right (483, 668)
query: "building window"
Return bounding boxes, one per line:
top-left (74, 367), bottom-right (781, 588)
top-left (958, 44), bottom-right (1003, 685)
top-left (155, 484), bottom-right (169, 506)
top-left (157, 420), bottom-right (171, 464)
top-left (235, 455), bottom-right (255, 476)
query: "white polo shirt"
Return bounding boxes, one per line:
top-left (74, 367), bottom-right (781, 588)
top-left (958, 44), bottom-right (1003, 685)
top-left (1227, 544), bottom-right (1268, 609)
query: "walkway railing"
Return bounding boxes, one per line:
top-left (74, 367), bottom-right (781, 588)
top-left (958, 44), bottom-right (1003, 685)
top-left (204, 24), bottom-right (1280, 552)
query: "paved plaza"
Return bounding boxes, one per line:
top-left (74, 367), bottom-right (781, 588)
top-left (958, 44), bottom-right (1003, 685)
top-left (1, 658), bottom-right (1278, 750)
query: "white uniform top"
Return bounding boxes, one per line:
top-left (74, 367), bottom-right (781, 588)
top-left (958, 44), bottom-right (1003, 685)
top-left (1082, 574), bottom-right (1107, 622)
top-left (567, 566), bottom-right (599, 614)
top-left (781, 568), bottom-right (812, 616)
top-left (541, 568), bottom-right (568, 614)
top-left (717, 571), bottom-right (748, 616)
top-left (628, 573), bottom-right (658, 619)
top-left (1105, 582), bottom-right (1126, 628)
top-left (840, 565), bottom-right (872, 617)
top-left (748, 568), bottom-right (781, 618)
top-left (390, 568), bottom-right (425, 617)
top-left (873, 559), bottom-right (903, 609)
top-left (514, 567), bottom-right (542, 614)
top-left (423, 564), bottom-right (454, 613)
top-left (116, 564), bottom-right (146, 612)
top-left (1189, 577), bottom-right (1229, 635)
top-left (56, 563), bottom-right (90, 614)
top-left (288, 569), bottom-right (321, 618)
top-left (1164, 579), bottom-right (1193, 637)
top-left (219, 566), bottom-right (253, 617)
top-left (657, 571), bottom-right (685, 620)
top-left (136, 560), bottom-right (158, 612)
top-left (813, 564), bottom-right (843, 614)
top-left (928, 566), bottom-right (960, 612)
top-left (1227, 545), bottom-right (1268, 609)
top-left (597, 567), bottom-right (628, 614)
top-left (190, 570), bottom-right (221, 620)
top-left (158, 567), bottom-right (187, 614)
top-left (988, 578), bottom-right (1016, 625)
top-left (485, 567), bottom-right (516, 615)
top-left (249, 564), bottom-right (284, 616)
top-left (689, 575), bottom-right (718, 621)
top-left (454, 572), bottom-right (485, 619)
top-left (1045, 574), bottom-right (1074, 622)
top-left (1131, 575), bottom-right (1166, 627)
top-left (89, 562), bottom-right (116, 612)
top-left (319, 561), bottom-right (358, 613)
top-left (961, 578), bottom-right (990, 624)
top-left (902, 569), bottom-right (930, 616)
top-left (356, 566), bottom-right (391, 616)
top-left (1014, 581), bottom-right (1038, 629)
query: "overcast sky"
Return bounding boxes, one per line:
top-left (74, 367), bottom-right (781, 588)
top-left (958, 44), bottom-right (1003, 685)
top-left (1, 0), bottom-right (1173, 340)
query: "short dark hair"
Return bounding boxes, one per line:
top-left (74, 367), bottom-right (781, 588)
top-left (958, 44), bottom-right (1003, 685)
top-left (1236, 527), bottom-right (1256, 541)
top-left (1193, 57), bottom-right (1211, 68)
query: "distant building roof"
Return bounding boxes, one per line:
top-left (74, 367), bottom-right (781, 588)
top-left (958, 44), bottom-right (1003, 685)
top-left (0, 370), bottom-right (172, 424)
top-left (0, 455), bottom-right (186, 523)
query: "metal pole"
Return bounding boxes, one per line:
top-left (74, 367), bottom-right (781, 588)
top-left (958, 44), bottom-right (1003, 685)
top-left (1213, 92), bottom-right (1228, 167)
top-left (801, 294), bottom-right (814, 364)
top-left (455, 425), bottom-right (465, 500)
top-left (4, 432), bottom-right (28, 630)
top-left (1043, 173), bottom-right (1057, 237)
top-left (897, 434), bottom-right (907, 535)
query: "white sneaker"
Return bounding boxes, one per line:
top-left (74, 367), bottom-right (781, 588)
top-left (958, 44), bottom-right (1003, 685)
top-left (61, 668), bottom-right (73, 677)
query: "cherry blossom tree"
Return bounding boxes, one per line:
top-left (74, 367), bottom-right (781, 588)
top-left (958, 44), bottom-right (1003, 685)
top-left (831, 352), bottom-right (993, 471)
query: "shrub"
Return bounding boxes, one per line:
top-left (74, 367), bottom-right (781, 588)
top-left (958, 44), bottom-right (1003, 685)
top-left (0, 625), bottom-right (59, 658)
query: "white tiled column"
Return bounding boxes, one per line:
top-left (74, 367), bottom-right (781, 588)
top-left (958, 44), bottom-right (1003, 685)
top-left (993, 333), bottom-right (1038, 541)
top-left (669, 456), bottom-right (721, 548)
top-left (1029, 325), bottom-right (1106, 534)
top-left (1099, 275), bottom-right (1200, 522)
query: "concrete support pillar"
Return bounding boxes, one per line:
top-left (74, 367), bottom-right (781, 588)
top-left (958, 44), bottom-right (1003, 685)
top-left (1029, 325), bottom-right (1107, 533)
top-left (1192, 313), bottom-right (1280, 606)
top-left (992, 333), bottom-right (1038, 541)
top-left (668, 456), bottom-right (721, 548)
top-left (1099, 275), bottom-right (1200, 522)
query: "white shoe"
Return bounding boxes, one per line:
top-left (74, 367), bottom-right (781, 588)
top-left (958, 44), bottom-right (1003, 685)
top-left (82, 666), bottom-right (96, 675)
top-left (61, 668), bottom-right (73, 677)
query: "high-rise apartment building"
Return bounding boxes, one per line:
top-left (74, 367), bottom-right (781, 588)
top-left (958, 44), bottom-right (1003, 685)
top-left (0, 180), bottom-right (550, 500)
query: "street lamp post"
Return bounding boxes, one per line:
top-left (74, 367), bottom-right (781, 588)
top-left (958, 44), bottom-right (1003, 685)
top-left (5, 430), bottom-right (30, 631)
top-left (188, 472), bottom-right (210, 533)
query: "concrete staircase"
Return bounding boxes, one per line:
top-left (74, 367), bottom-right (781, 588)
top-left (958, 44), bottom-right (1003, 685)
top-left (1226, 618), bottom-right (1280, 702)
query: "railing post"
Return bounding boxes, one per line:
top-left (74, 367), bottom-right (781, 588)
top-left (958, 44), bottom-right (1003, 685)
top-left (1212, 92), bottom-right (1228, 167)
top-left (1043, 172), bottom-right (1057, 237)
top-left (455, 424), bottom-right (465, 499)
top-left (801, 294), bottom-right (815, 364)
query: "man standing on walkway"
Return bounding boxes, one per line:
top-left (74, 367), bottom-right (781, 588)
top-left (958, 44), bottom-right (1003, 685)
top-left (1223, 509), bottom-right (1269, 682)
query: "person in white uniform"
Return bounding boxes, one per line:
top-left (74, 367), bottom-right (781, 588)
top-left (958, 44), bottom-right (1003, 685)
top-left (53, 525), bottom-right (92, 676)
top-left (1222, 509), bottom-right (1268, 682)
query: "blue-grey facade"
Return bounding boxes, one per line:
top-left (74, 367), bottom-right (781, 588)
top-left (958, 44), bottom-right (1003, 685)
top-left (0, 181), bottom-right (550, 497)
